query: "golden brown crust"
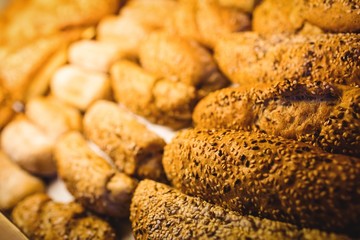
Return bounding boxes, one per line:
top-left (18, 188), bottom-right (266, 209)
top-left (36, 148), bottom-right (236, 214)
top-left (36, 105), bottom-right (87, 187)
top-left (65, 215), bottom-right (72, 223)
top-left (0, 0), bottom-right (121, 48)
top-left (111, 60), bottom-right (197, 129)
top-left (131, 180), bottom-right (350, 239)
top-left (163, 128), bottom-right (360, 235)
top-left (168, 0), bottom-right (250, 48)
top-left (140, 31), bottom-right (227, 88)
top-left (83, 100), bottom-right (167, 181)
top-left (0, 151), bottom-right (44, 210)
top-left (55, 131), bottom-right (138, 217)
top-left (1, 115), bottom-right (56, 176)
top-left (298, 0), bottom-right (360, 33)
top-left (252, 0), bottom-right (323, 35)
top-left (0, 83), bottom-right (14, 129)
top-left (0, 30), bottom-right (84, 101)
top-left (12, 194), bottom-right (116, 240)
top-left (215, 33), bottom-right (360, 87)
top-left (193, 81), bottom-right (360, 157)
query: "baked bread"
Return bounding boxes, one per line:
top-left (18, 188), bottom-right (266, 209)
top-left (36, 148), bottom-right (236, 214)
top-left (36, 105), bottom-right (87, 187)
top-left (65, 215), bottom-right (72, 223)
top-left (131, 179), bottom-right (350, 239)
top-left (12, 194), bottom-right (116, 240)
top-left (167, 0), bottom-right (250, 48)
top-left (1, 115), bottom-right (56, 176)
top-left (111, 60), bottom-right (197, 129)
top-left (83, 100), bottom-right (167, 181)
top-left (0, 151), bottom-right (44, 210)
top-left (297, 0), bottom-right (360, 33)
top-left (0, 0), bottom-right (121, 48)
top-left (215, 32), bottom-right (360, 87)
top-left (193, 81), bottom-right (360, 157)
top-left (252, 0), bottom-right (323, 35)
top-left (163, 128), bottom-right (360, 235)
top-left (139, 31), bottom-right (228, 95)
top-left (55, 131), bottom-right (138, 217)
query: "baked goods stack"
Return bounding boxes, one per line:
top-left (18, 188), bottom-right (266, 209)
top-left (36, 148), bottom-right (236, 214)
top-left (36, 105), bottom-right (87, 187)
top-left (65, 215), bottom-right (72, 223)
top-left (0, 0), bottom-right (359, 239)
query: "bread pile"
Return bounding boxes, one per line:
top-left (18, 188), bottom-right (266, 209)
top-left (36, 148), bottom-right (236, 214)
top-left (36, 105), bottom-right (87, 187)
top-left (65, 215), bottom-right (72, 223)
top-left (0, 0), bottom-right (359, 239)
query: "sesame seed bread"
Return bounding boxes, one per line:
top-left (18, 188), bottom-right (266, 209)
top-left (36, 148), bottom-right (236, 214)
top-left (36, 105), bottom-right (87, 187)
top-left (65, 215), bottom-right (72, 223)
top-left (131, 179), bottom-right (350, 239)
top-left (215, 33), bottom-right (360, 87)
top-left (193, 81), bottom-right (360, 157)
top-left (163, 128), bottom-right (360, 235)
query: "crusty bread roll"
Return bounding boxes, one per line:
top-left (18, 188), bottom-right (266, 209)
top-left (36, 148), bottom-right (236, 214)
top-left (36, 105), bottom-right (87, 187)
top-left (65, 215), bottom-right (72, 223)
top-left (193, 81), bottom-right (360, 157)
top-left (55, 131), bottom-right (138, 217)
top-left (0, 151), bottom-right (44, 210)
top-left (12, 194), bottom-right (116, 240)
top-left (163, 128), bottom-right (360, 235)
top-left (139, 31), bottom-right (228, 92)
top-left (131, 180), bottom-right (350, 239)
top-left (111, 60), bottom-right (197, 129)
top-left (83, 100), bottom-right (167, 181)
top-left (252, 0), bottom-right (323, 35)
top-left (167, 0), bottom-right (250, 48)
top-left (297, 0), bottom-right (360, 33)
top-left (215, 33), bottom-right (360, 87)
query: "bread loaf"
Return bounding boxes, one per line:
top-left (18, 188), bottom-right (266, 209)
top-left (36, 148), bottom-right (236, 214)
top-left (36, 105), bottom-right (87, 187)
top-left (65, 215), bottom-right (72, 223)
top-left (193, 81), bottom-right (360, 157)
top-left (163, 128), bottom-right (360, 235)
top-left (297, 0), bottom-right (360, 33)
top-left (0, 151), bottom-right (44, 210)
top-left (55, 131), bottom-right (138, 217)
top-left (12, 194), bottom-right (116, 240)
top-left (83, 100), bottom-right (167, 181)
top-left (215, 33), bottom-right (360, 87)
top-left (131, 179), bottom-right (350, 239)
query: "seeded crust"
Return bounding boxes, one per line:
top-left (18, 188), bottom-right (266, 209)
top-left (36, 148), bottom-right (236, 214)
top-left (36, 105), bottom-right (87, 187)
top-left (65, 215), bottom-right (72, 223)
top-left (297, 0), bottom-right (360, 33)
top-left (163, 129), bottom-right (360, 235)
top-left (167, 0), bottom-right (250, 48)
top-left (0, 151), bottom-right (44, 210)
top-left (83, 100), bottom-right (167, 181)
top-left (215, 33), bottom-right (360, 87)
top-left (193, 81), bottom-right (360, 157)
top-left (12, 194), bottom-right (116, 240)
top-left (55, 131), bottom-right (138, 217)
top-left (139, 31), bottom-right (229, 97)
top-left (131, 179), bottom-right (349, 239)
top-left (111, 60), bottom-right (197, 129)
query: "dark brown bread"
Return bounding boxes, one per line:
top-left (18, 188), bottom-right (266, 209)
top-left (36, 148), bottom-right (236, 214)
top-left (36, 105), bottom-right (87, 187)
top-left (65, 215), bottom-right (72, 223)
top-left (12, 194), bottom-right (116, 240)
top-left (297, 0), bottom-right (360, 33)
top-left (163, 128), bottom-right (360, 235)
top-left (131, 179), bottom-right (350, 240)
top-left (55, 131), bottom-right (138, 217)
top-left (83, 100), bottom-right (167, 181)
top-left (193, 81), bottom-right (360, 157)
top-left (215, 33), bottom-right (360, 87)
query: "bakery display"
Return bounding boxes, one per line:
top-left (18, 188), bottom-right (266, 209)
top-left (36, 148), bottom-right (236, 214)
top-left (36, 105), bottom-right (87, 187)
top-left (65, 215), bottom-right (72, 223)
top-left (0, 0), bottom-right (359, 238)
